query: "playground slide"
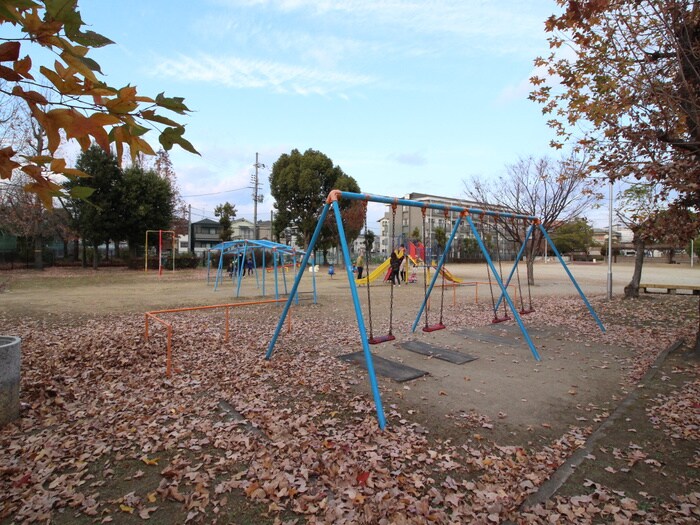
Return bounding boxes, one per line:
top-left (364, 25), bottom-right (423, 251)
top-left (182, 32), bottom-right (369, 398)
top-left (438, 266), bottom-right (463, 283)
top-left (355, 257), bottom-right (391, 285)
top-left (408, 255), bottom-right (463, 283)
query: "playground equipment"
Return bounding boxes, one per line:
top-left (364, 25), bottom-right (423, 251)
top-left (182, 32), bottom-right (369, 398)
top-left (145, 230), bottom-right (175, 275)
top-left (145, 299), bottom-right (290, 377)
top-left (206, 239), bottom-right (316, 303)
top-left (266, 190), bottom-right (606, 430)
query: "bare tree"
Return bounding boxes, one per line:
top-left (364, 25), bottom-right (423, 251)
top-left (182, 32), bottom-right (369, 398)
top-left (464, 154), bottom-right (599, 284)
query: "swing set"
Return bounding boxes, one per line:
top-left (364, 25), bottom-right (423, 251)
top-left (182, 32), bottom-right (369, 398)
top-left (266, 190), bottom-right (605, 430)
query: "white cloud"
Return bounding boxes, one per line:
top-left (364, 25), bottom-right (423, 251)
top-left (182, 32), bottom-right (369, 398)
top-left (152, 53), bottom-right (375, 95)
top-left (214, 0), bottom-right (549, 55)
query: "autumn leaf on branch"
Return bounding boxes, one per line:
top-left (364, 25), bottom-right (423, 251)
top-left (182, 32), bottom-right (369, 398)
top-left (0, 0), bottom-right (199, 206)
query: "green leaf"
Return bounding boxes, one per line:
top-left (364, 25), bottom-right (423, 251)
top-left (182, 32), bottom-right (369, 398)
top-left (140, 109), bottom-right (181, 128)
top-left (68, 185), bottom-right (95, 200)
top-left (0, 0), bottom-right (39, 22)
top-left (66, 28), bottom-right (114, 48)
top-left (158, 126), bottom-right (199, 155)
top-left (155, 93), bottom-right (190, 114)
top-left (129, 123), bottom-right (150, 137)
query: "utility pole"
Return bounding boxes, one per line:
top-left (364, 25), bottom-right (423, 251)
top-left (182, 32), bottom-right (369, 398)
top-left (251, 153), bottom-right (265, 240)
top-left (188, 204), bottom-right (193, 253)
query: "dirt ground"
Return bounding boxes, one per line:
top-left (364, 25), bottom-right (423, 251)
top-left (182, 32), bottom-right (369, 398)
top-left (0, 260), bottom-right (698, 523)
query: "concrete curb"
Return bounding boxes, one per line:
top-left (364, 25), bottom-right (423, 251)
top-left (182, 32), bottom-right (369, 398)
top-left (510, 338), bottom-right (685, 517)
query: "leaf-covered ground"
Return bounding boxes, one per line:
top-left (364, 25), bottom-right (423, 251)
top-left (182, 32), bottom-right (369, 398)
top-left (1, 277), bottom-right (699, 524)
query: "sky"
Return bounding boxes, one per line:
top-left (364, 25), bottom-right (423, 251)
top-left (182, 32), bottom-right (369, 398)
top-left (66, 0), bottom-right (571, 231)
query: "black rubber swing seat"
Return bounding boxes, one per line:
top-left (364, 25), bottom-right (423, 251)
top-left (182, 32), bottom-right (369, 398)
top-left (491, 315), bottom-right (511, 324)
top-left (368, 334), bottom-right (396, 345)
top-left (422, 323), bottom-right (446, 333)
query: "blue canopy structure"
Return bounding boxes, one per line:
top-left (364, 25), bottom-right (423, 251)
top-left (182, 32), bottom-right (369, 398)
top-left (206, 239), bottom-right (316, 303)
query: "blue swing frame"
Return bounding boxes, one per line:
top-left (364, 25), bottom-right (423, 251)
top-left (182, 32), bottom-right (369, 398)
top-left (265, 190), bottom-right (605, 430)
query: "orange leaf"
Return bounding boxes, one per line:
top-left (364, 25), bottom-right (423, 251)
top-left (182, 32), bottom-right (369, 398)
top-left (13, 55), bottom-right (33, 79)
top-left (0, 41), bottom-right (20, 62)
top-left (0, 147), bottom-right (20, 180)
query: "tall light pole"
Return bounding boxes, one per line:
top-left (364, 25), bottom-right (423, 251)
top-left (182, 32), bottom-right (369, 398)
top-left (607, 179), bottom-right (613, 300)
top-left (251, 153), bottom-right (265, 240)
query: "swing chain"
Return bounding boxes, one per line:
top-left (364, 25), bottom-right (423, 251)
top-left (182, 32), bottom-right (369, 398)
top-left (362, 200), bottom-right (374, 339)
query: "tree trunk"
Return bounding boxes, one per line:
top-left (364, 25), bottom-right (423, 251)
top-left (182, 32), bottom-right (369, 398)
top-left (73, 238), bottom-right (79, 263)
top-left (33, 235), bottom-right (43, 271)
top-left (105, 240), bottom-right (110, 262)
top-left (92, 242), bottom-right (99, 270)
top-left (81, 238), bottom-right (87, 268)
top-left (624, 237), bottom-right (645, 298)
top-left (527, 231), bottom-right (538, 286)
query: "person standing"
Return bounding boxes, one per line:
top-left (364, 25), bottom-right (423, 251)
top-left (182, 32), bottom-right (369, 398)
top-left (399, 252), bottom-right (407, 283)
top-left (389, 247), bottom-right (401, 286)
top-left (355, 252), bottom-right (365, 280)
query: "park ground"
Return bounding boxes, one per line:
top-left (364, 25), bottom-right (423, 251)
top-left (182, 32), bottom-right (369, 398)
top-left (0, 260), bottom-right (698, 524)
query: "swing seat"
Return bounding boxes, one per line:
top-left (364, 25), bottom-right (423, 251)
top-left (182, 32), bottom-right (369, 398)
top-left (491, 315), bottom-right (511, 324)
top-left (519, 308), bottom-right (535, 315)
top-left (368, 334), bottom-right (396, 345)
top-left (422, 323), bottom-right (445, 333)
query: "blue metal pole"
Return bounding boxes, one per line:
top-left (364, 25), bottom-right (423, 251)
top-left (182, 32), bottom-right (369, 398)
top-left (336, 191), bottom-right (537, 222)
top-left (236, 245), bottom-right (247, 298)
top-left (213, 248), bottom-right (224, 291)
top-left (266, 203), bottom-right (331, 360)
top-left (494, 223), bottom-right (535, 311)
top-left (466, 215), bottom-right (542, 361)
top-left (273, 249), bottom-right (280, 300)
top-left (331, 200), bottom-right (387, 430)
top-left (281, 251), bottom-right (289, 295)
top-left (411, 214), bottom-right (463, 332)
top-left (539, 224), bottom-right (606, 333)
top-left (262, 248), bottom-right (267, 297)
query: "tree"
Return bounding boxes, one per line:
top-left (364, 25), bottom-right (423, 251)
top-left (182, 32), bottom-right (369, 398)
top-left (433, 227), bottom-right (447, 256)
top-left (0, 1), bottom-right (198, 208)
top-left (69, 145), bottom-right (124, 268)
top-left (269, 148), bottom-right (360, 248)
top-left (551, 218), bottom-right (595, 255)
top-left (0, 84), bottom-right (56, 269)
top-left (152, 149), bottom-right (188, 236)
top-left (121, 165), bottom-right (175, 255)
top-left (530, 1), bottom-right (700, 277)
top-left (214, 202), bottom-right (236, 242)
top-left (464, 154), bottom-right (598, 284)
top-left (364, 230), bottom-right (376, 256)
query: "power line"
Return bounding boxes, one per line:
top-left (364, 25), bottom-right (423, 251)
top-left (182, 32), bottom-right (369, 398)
top-left (182, 186), bottom-right (249, 198)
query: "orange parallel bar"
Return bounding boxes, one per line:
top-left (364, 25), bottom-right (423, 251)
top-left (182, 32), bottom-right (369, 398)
top-left (145, 298), bottom-right (291, 377)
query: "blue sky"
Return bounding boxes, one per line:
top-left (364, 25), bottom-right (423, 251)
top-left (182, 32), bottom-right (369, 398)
top-left (74, 0), bottom-right (563, 231)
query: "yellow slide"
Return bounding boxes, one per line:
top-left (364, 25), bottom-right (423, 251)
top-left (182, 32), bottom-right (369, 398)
top-left (438, 266), bottom-right (463, 283)
top-left (414, 256), bottom-right (464, 284)
top-left (355, 257), bottom-right (391, 285)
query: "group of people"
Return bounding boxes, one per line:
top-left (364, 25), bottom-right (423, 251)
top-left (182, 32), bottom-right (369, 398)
top-left (227, 256), bottom-right (255, 277)
top-left (354, 244), bottom-right (407, 285)
top-left (389, 244), bottom-right (407, 286)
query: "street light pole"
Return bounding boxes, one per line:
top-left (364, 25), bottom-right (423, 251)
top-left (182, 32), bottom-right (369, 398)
top-left (607, 179), bottom-right (613, 300)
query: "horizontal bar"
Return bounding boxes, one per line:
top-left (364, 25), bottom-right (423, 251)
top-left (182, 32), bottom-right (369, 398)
top-left (328, 190), bottom-right (538, 222)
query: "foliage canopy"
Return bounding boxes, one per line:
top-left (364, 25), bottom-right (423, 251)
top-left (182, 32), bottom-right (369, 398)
top-left (0, 0), bottom-right (198, 207)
